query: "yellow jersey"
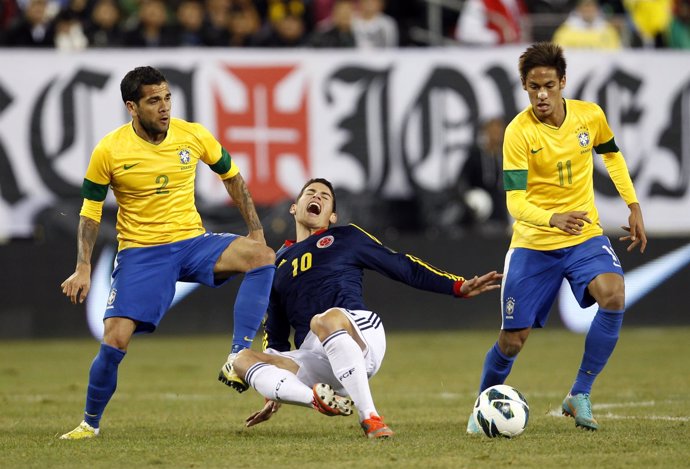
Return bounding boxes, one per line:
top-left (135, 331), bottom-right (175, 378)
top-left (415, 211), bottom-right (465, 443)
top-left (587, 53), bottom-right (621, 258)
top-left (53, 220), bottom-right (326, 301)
top-left (80, 118), bottom-right (239, 251)
top-left (503, 99), bottom-right (638, 250)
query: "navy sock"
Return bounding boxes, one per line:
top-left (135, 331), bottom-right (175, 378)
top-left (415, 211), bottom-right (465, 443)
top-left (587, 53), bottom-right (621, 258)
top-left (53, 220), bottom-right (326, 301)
top-left (571, 308), bottom-right (624, 395)
top-left (478, 342), bottom-right (515, 393)
top-left (84, 343), bottom-right (126, 428)
top-left (231, 264), bottom-right (275, 354)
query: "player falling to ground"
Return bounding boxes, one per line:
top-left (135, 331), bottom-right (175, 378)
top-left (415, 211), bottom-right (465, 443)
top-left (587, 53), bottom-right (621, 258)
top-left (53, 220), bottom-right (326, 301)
top-left (59, 66), bottom-right (276, 440)
top-left (231, 178), bottom-right (502, 438)
top-left (467, 42), bottom-right (647, 433)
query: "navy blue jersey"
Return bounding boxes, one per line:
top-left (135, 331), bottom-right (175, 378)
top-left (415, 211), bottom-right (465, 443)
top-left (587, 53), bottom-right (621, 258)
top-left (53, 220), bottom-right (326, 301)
top-left (265, 224), bottom-right (465, 351)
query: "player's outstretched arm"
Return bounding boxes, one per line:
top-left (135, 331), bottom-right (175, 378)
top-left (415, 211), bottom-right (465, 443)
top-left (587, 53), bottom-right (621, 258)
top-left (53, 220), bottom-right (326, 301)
top-left (459, 271), bottom-right (502, 298)
top-left (245, 399), bottom-right (281, 427)
top-left (619, 202), bottom-right (647, 253)
top-left (61, 216), bottom-right (100, 304)
top-left (223, 173), bottom-right (266, 244)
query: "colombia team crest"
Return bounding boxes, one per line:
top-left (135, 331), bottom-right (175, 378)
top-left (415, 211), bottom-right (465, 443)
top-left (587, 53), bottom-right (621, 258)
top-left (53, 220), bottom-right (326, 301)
top-left (316, 235), bottom-right (334, 248)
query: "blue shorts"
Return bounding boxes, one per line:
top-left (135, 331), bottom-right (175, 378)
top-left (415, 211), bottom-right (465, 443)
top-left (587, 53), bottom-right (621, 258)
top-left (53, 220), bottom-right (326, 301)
top-left (104, 232), bottom-right (239, 333)
top-left (501, 235), bottom-right (624, 330)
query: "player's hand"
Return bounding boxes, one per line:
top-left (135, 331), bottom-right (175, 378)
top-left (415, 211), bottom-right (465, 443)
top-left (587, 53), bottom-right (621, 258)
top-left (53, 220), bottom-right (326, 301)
top-left (549, 211), bottom-right (592, 235)
top-left (619, 203), bottom-right (647, 253)
top-left (459, 271), bottom-right (502, 298)
top-left (245, 399), bottom-right (281, 427)
top-left (61, 264), bottom-right (91, 304)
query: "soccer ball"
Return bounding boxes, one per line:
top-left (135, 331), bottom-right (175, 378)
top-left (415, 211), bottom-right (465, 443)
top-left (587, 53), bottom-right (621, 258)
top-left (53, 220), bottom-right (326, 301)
top-left (472, 384), bottom-right (529, 438)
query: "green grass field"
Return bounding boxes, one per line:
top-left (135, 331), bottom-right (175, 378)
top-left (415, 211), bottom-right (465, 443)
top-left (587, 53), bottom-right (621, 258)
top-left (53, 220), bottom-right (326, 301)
top-left (2, 327), bottom-right (689, 468)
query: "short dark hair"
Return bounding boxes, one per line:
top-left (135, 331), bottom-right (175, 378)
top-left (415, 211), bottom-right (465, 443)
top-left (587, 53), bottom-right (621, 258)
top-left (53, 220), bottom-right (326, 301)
top-left (297, 178), bottom-right (336, 213)
top-left (518, 42), bottom-right (567, 84)
top-left (120, 66), bottom-right (167, 104)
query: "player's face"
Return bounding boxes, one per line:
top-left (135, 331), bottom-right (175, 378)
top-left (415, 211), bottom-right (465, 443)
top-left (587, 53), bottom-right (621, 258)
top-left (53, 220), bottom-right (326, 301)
top-left (523, 67), bottom-right (565, 125)
top-left (292, 182), bottom-right (336, 229)
top-left (128, 82), bottom-right (172, 140)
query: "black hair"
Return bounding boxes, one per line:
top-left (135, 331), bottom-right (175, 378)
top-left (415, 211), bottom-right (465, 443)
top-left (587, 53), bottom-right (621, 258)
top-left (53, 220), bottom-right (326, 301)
top-left (120, 66), bottom-right (167, 104)
top-left (297, 178), bottom-right (336, 213)
top-left (518, 42), bottom-right (567, 84)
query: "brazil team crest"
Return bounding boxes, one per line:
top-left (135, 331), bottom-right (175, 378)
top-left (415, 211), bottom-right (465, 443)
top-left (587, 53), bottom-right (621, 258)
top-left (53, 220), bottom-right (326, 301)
top-left (577, 131), bottom-right (590, 147)
top-left (505, 297), bottom-right (515, 319)
top-left (317, 235), bottom-right (334, 248)
top-left (179, 148), bottom-right (191, 164)
top-left (107, 288), bottom-right (117, 306)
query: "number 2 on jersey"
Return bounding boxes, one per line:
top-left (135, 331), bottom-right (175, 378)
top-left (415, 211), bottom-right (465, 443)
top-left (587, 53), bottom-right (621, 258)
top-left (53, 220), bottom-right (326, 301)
top-left (155, 174), bottom-right (170, 194)
top-left (292, 253), bottom-right (312, 277)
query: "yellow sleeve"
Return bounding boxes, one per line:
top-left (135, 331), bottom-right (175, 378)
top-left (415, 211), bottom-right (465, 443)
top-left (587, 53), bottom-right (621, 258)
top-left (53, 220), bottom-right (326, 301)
top-left (195, 123), bottom-right (240, 180)
top-left (80, 198), bottom-right (104, 223)
top-left (602, 152), bottom-right (639, 206)
top-left (506, 190), bottom-right (553, 227)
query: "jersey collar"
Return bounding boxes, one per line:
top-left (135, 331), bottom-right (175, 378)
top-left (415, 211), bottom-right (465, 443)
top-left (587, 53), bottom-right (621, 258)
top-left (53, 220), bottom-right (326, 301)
top-left (284, 228), bottom-right (328, 246)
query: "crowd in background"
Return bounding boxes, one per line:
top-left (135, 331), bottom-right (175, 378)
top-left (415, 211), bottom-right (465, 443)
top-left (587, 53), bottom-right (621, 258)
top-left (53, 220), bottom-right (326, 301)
top-left (0, 0), bottom-right (689, 50)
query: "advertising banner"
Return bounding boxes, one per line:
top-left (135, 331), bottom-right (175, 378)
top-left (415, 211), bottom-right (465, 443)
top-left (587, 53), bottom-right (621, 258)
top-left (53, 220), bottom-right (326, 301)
top-left (1, 48), bottom-right (689, 239)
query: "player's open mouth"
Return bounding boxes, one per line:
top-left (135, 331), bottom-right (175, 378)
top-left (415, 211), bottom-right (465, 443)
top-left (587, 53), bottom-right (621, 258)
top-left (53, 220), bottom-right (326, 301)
top-left (307, 202), bottom-right (321, 215)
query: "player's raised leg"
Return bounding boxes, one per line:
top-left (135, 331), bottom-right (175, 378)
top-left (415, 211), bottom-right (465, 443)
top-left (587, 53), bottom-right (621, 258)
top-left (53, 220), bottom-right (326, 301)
top-left (214, 236), bottom-right (275, 393)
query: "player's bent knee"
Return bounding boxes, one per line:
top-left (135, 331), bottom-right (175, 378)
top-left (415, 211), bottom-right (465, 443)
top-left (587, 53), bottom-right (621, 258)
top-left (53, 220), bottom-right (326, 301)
top-left (310, 308), bottom-right (349, 337)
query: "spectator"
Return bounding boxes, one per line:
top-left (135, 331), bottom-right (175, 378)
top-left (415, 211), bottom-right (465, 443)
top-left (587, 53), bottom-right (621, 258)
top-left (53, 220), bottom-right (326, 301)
top-left (459, 117), bottom-right (510, 231)
top-left (53, 7), bottom-right (87, 50)
top-left (227, 0), bottom-right (260, 47)
top-left (624, 0), bottom-right (673, 47)
top-left (173, 0), bottom-right (205, 46)
top-left (252, 11), bottom-right (307, 46)
top-left (552, 0), bottom-right (622, 49)
top-left (1, 0), bottom-right (21, 30)
top-left (122, 0), bottom-right (176, 47)
top-left (260, 0), bottom-right (315, 33)
top-left (202, 0), bottom-right (230, 46)
top-left (4, 0), bottom-right (54, 47)
top-left (667, 0), bottom-right (690, 48)
top-left (309, 0), bottom-right (356, 47)
top-left (84, 0), bottom-right (124, 47)
top-left (352, 0), bottom-right (398, 47)
top-left (454, 0), bottom-right (528, 45)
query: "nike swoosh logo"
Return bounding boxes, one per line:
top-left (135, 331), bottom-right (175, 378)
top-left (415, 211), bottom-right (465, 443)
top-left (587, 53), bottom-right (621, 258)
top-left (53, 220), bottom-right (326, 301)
top-left (558, 242), bottom-right (690, 332)
top-left (124, 163), bottom-right (140, 170)
top-left (530, 147), bottom-right (544, 154)
top-left (243, 336), bottom-right (254, 343)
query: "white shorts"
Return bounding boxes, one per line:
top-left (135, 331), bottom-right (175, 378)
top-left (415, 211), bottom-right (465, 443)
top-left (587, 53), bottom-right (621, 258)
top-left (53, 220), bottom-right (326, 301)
top-left (265, 308), bottom-right (386, 396)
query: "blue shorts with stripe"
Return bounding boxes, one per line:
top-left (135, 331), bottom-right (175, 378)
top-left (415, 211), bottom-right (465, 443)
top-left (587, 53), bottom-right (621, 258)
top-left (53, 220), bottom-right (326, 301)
top-left (501, 235), bottom-right (624, 330)
top-left (104, 232), bottom-right (238, 333)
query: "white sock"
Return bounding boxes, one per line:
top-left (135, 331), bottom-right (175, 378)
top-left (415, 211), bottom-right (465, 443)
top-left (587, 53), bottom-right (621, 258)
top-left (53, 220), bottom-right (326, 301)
top-left (245, 362), bottom-right (313, 407)
top-left (322, 330), bottom-right (377, 421)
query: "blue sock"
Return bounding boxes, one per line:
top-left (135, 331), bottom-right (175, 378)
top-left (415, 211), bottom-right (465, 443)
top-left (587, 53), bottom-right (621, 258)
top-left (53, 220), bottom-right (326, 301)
top-left (571, 308), bottom-right (624, 395)
top-left (84, 343), bottom-right (126, 428)
top-left (478, 342), bottom-right (515, 393)
top-left (230, 264), bottom-right (275, 354)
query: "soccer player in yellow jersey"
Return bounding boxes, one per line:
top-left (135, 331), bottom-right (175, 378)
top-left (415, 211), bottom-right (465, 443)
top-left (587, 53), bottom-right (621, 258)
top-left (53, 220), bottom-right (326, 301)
top-left (59, 66), bottom-right (276, 440)
top-left (467, 43), bottom-right (647, 433)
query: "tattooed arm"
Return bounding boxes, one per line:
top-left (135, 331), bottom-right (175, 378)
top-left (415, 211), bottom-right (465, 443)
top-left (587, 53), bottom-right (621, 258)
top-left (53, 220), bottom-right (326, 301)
top-left (223, 173), bottom-right (266, 244)
top-left (61, 216), bottom-right (100, 304)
